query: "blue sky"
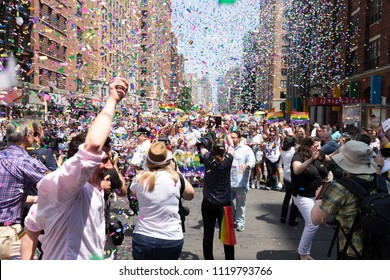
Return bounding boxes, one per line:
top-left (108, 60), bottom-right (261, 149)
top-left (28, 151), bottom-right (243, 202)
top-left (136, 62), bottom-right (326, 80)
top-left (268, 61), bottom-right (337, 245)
top-left (171, 0), bottom-right (260, 89)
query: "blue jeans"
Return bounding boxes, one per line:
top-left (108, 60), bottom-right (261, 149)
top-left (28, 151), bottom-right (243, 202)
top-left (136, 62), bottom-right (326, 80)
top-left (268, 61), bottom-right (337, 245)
top-left (132, 233), bottom-right (184, 260)
top-left (231, 187), bottom-right (247, 227)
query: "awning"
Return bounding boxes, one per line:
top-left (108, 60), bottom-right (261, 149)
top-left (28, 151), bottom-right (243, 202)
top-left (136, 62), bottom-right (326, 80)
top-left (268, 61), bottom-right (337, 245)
top-left (308, 97), bottom-right (369, 106)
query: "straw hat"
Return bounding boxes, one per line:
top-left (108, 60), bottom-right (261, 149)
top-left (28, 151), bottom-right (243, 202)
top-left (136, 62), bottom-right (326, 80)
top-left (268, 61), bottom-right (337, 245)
top-left (146, 142), bottom-right (172, 166)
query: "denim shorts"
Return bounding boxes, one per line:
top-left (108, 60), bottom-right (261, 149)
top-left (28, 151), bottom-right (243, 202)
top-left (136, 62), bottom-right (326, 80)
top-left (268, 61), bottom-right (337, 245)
top-left (132, 233), bottom-right (184, 260)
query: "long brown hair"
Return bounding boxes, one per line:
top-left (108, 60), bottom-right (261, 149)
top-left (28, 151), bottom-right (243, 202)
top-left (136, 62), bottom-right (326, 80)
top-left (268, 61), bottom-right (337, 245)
top-left (295, 136), bottom-right (318, 161)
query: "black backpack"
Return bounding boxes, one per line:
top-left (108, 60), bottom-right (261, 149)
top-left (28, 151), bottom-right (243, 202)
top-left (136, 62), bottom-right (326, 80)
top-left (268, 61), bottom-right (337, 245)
top-left (328, 175), bottom-right (390, 259)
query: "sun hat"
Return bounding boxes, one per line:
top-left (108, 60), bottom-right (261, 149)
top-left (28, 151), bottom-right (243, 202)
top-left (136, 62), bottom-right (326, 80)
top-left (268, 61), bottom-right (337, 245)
top-left (146, 142), bottom-right (172, 166)
top-left (313, 123), bottom-right (320, 128)
top-left (332, 140), bottom-right (377, 174)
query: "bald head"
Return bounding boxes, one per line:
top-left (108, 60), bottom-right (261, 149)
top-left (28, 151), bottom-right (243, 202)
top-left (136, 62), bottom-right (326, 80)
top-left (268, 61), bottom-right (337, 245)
top-left (321, 132), bottom-right (331, 143)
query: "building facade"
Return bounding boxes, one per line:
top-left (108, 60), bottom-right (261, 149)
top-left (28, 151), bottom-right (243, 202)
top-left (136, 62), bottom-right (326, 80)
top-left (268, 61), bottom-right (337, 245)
top-left (0, 0), bottom-right (184, 114)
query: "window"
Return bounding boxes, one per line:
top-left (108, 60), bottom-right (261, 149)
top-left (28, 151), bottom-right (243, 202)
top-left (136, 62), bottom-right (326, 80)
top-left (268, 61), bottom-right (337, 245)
top-left (281, 68), bottom-right (287, 76)
top-left (141, 33), bottom-right (147, 42)
top-left (141, 10), bottom-right (148, 18)
top-left (141, 21), bottom-right (149, 30)
top-left (347, 50), bottom-right (358, 76)
top-left (368, 39), bottom-right (379, 69)
top-left (350, 12), bottom-right (359, 36)
top-left (77, 27), bottom-right (83, 43)
top-left (76, 78), bottom-right (82, 91)
top-left (369, 0), bottom-right (382, 24)
top-left (76, 53), bottom-right (83, 69)
top-left (140, 67), bottom-right (147, 75)
top-left (141, 45), bottom-right (147, 52)
top-left (76, 1), bottom-right (82, 17)
top-left (140, 90), bottom-right (147, 97)
top-left (280, 91), bottom-right (286, 99)
top-left (280, 80), bottom-right (287, 88)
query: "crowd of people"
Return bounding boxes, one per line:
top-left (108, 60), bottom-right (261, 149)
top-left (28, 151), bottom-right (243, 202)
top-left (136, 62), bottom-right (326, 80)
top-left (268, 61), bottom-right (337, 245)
top-left (1, 77), bottom-right (390, 260)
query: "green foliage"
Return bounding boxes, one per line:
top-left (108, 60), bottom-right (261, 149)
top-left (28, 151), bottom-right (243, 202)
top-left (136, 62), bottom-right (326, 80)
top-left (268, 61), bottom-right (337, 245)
top-left (177, 86), bottom-right (193, 112)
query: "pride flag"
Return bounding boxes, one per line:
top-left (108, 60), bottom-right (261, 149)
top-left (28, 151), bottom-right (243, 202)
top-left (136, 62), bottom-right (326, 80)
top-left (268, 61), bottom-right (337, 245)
top-left (220, 206), bottom-right (236, 245)
top-left (290, 111), bottom-right (309, 125)
top-left (158, 103), bottom-right (176, 112)
top-left (267, 111), bottom-right (284, 124)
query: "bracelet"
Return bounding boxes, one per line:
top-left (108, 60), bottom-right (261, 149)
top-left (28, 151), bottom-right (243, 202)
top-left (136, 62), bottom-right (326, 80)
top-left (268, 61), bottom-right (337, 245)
top-left (377, 164), bottom-right (383, 168)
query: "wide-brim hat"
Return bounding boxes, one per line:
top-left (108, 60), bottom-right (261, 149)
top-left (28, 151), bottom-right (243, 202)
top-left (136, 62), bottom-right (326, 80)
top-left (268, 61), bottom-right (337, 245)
top-left (332, 140), bottom-right (377, 174)
top-left (146, 142), bottom-right (172, 166)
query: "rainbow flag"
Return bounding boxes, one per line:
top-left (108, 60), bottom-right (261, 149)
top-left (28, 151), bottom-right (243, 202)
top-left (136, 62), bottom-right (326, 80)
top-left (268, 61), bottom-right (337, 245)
top-left (220, 206), bottom-right (236, 245)
top-left (267, 111), bottom-right (284, 124)
top-left (290, 111), bottom-right (309, 124)
top-left (158, 103), bottom-right (176, 112)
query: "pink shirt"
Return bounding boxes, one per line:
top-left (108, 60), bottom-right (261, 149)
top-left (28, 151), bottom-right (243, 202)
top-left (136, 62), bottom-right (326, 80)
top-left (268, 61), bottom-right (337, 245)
top-left (33, 145), bottom-right (106, 260)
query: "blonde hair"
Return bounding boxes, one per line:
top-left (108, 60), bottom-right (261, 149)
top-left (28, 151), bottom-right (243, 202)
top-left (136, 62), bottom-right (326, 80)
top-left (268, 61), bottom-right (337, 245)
top-left (136, 162), bottom-right (179, 192)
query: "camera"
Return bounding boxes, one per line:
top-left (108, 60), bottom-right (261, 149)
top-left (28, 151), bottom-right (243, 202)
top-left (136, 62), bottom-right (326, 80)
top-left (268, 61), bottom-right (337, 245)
top-left (208, 116), bottom-right (222, 128)
top-left (195, 131), bottom-right (216, 152)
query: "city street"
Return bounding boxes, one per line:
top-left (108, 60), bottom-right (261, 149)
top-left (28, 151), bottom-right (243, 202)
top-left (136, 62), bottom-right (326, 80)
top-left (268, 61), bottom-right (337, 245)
top-left (112, 185), bottom-right (336, 260)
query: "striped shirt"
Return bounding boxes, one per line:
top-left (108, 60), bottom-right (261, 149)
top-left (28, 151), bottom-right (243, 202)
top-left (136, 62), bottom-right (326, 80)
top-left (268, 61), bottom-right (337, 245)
top-left (0, 145), bottom-right (49, 224)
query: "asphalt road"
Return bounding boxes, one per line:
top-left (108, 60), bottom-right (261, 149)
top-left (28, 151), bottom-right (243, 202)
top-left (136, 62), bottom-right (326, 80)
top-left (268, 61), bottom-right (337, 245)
top-left (109, 183), bottom-right (337, 260)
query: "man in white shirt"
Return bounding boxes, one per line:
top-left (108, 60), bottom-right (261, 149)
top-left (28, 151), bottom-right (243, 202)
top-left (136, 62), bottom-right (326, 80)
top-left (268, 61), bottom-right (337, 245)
top-left (23, 77), bottom-right (128, 260)
top-left (129, 127), bottom-right (151, 171)
top-left (230, 131), bottom-right (256, 231)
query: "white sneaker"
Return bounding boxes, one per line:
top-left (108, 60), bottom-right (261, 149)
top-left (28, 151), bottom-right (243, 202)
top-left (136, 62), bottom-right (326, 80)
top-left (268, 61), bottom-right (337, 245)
top-left (256, 181), bottom-right (260, 189)
top-left (251, 182), bottom-right (256, 189)
top-left (277, 182), bottom-right (283, 190)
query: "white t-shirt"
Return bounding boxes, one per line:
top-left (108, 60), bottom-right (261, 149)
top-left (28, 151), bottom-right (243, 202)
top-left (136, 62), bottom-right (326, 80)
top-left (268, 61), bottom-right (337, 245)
top-left (281, 147), bottom-right (295, 182)
top-left (130, 171), bottom-right (183, 240)
top-left (265, 138), bottom-right (281, 163)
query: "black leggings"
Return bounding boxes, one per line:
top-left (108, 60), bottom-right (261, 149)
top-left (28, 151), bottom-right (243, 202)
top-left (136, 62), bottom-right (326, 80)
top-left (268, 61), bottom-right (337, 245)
top-left (201, 198), bottom-right (234, 260)
top-left (265, 157), bottom-right (280, 188)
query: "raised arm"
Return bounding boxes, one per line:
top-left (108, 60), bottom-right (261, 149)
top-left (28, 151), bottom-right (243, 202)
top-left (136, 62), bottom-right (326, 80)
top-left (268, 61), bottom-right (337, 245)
top-left (84, 77), bottom-right (128, 155)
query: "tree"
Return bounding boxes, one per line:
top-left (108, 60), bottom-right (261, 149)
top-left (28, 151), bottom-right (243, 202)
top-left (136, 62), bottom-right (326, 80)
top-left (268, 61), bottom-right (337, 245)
top-left (177, 86), bottom-right (192, 112)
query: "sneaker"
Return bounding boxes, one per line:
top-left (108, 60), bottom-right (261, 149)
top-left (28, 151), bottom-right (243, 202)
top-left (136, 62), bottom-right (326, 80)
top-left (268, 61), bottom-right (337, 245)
top-left (265, 186), bottom-right (271, 190)
top-left (277, 182), bottom-right (283, 190)
top-left (256, 181), bottom-right (260, 189)
top-left (250, 182), bottom-right (256, 189)
top-left (236, 225), bottom-right (245, 231)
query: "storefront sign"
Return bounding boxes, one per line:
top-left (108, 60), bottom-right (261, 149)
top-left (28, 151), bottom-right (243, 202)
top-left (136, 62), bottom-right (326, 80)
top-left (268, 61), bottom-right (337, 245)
top-left (308, 97), bottom-right (368, 106)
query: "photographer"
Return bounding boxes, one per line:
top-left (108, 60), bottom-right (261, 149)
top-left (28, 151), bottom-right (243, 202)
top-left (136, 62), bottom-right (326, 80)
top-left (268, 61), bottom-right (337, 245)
top-left (199, 132), bottom-right (235, 260)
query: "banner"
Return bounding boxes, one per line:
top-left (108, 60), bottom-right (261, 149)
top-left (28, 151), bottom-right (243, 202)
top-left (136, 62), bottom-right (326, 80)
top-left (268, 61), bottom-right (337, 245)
top-left (290, 111), bottom-right (309, 125)
top-left (267, 111), bottom-right (284, 124)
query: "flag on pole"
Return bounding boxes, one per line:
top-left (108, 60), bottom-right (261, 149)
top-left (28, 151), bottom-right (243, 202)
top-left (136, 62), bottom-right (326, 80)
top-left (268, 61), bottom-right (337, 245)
top-left (290, 111), bottom-right (309, 125)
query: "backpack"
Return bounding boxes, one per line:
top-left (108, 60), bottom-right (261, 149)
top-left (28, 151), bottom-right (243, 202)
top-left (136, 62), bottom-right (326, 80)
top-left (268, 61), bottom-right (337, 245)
top-left (328, 175), bottom-right (390, 259)
top-left (178, 173), bottom-right (190, 233)
top-left (108, 219), bottom-right (124, 246)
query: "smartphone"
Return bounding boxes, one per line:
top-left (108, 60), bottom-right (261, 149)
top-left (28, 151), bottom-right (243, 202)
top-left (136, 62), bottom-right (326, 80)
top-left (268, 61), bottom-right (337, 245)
top-left (209, 116), bottom-right (222, 127)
